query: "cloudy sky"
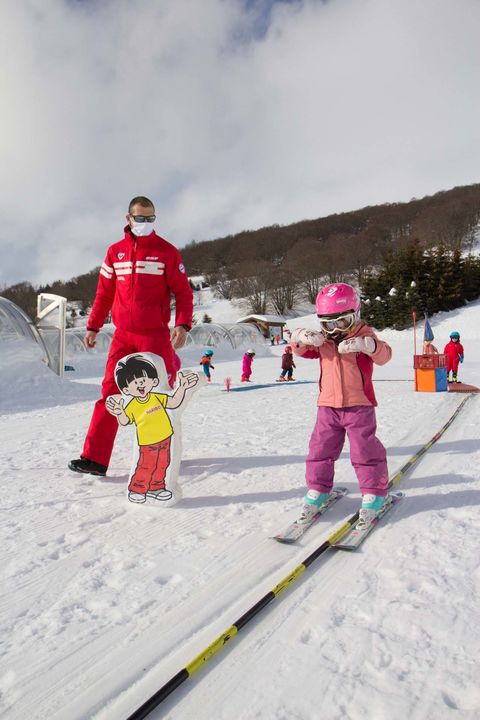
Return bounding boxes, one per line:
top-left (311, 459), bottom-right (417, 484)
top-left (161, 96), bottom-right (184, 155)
top-left (1, 0), bottom-right (480, 286)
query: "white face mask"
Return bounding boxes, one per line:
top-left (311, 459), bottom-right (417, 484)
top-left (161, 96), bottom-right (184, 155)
top-left (131, 221), bottom-right (155, 237)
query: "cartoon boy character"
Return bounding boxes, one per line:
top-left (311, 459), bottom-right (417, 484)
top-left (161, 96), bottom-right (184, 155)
top-left (106, 355), bottom-right (198, 504)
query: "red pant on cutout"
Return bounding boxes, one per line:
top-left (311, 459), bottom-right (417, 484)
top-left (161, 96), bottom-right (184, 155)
top-left (128, 437), bottom-right (172, 494)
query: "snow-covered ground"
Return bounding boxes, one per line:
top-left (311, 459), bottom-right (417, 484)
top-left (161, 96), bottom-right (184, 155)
top-left (1, 297), bottom-right (480, 720)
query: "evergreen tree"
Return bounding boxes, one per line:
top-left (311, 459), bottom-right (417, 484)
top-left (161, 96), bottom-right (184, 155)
top-left (463, 254), bottom-right (480, 301)
top-left (360, 238), bottom-right (480, 328)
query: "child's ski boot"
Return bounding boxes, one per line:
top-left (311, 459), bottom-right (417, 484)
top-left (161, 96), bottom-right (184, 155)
top-left (301, 489), bottom-right (331, 519)
top-left (303, 489), bottom-right (331, 508)
top-left (357, 494), bottom-right (385, 528)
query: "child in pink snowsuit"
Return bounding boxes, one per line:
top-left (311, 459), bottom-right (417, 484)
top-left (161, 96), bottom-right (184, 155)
top-left (241, 350), bottom-right (255, 382)
top-left (443, 331), bottom-right (464, 382)
top-left (291, 283), bottom-right (392, 525)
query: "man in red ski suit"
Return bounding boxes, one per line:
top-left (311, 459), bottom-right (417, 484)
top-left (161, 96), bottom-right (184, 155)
top-left (443, 331), bottom-right (464, 383)
top-left (69, 196), bottom-right (193, 476)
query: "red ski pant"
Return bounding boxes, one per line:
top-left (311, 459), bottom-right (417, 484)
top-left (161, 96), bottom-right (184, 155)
top-left (445, 355), bottom-right (460, 374)
top-left (82, 328), bottom-right (178, 468)
top-left (305, 405), bottom-right (389, 497)
top-left (128, 438), bottom-right (171, 494)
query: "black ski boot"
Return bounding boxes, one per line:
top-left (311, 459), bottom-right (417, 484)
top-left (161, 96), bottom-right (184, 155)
top-left (68, 458), bottom-right (107, 476)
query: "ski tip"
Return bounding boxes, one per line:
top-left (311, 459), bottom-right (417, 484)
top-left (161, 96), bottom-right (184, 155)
top-left (272, 536), bottom-right (296, 544)
top-left (332, 544), bottom-right (357, 552)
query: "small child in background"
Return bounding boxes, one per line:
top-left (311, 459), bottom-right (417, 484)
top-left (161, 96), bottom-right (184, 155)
top-left (200, 349), bottom-right (215, 382)
top-left (444, 331), bottom-right (464, 383)
top-left (291, 282), bottom-right (392, 528)
top-left (241, 349), bottom-right (255, 382)
top-left (277, 346), bottom-right (296, 381)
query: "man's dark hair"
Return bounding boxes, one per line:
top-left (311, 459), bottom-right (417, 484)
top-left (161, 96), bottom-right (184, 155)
top-left (116, 355), bottom-right (158, 389)
top-left (128, 196), bottom-right (155, 213)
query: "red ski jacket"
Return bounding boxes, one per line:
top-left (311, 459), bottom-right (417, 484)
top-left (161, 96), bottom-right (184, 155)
top-left (87, 227), bottom-right (193, 334)
top-left (443, 340), bottom-right (464, 359)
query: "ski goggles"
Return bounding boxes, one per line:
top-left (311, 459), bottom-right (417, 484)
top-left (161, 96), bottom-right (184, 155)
top-left (130, 214), bottom-right (156, 223)
top-left (317, 312), bottom-right (356, 334)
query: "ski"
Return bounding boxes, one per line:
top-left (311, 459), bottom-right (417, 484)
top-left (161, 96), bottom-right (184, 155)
top-left (272, 487), bottom-right (348, 544)
top-left (332, 491), bottom-right (404, 550)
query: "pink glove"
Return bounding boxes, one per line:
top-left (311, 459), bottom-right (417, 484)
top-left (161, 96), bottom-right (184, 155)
top-left (338, 336), bottom-right (376, 354)
top-left (290, 328), bottom-right (325, 347)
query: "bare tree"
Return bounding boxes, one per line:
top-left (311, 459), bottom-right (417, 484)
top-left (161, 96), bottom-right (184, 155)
top-left (286, 237), bottom-right (325, 303)
top-left (205, 270), bottom-right (234, 300)
top-left (230, 261), bottom-right (271, 314)
top-left (267, 269), bottom-right (299, 315)
top-left (231, 275), bottom-right (268, 314)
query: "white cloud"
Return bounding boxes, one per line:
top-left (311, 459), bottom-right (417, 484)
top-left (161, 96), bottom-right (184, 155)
top-left (1, 0), bottom-right (480, 285)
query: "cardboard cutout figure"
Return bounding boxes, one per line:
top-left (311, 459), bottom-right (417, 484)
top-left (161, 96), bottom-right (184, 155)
top-left (106, 352), bottom-right (204, 506)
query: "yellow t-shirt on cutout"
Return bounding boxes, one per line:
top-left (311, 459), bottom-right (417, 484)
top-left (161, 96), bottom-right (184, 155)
top-left (124, 393), bottom-right (174, 445)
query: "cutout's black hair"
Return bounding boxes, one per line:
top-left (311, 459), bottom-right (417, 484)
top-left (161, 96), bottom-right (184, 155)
top-left (115, 355), bottom-right (158, 389)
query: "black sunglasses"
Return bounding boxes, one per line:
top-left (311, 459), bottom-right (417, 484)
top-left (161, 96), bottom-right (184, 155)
top-left (130, 214), bottom-right (156, 223)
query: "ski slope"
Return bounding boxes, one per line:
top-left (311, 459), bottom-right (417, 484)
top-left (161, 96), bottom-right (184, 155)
top-left (1, 300), bottom-right (479, 720)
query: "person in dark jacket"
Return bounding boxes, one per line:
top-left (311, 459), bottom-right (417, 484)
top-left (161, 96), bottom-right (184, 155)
top-left (277, 346), bottom-right (296, 381)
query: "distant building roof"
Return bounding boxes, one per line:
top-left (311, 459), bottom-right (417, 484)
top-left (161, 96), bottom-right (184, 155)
top-left (236, 314), bottom-right (286, 325)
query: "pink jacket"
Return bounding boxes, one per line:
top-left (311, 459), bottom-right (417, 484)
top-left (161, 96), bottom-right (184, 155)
top-left (291, 322), bottom-right (392, 407)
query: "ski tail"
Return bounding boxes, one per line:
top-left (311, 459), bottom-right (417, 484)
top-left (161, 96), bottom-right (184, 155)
top-left (273, 487), bottom-right (348, 544)
top-left (332, 492), bottom-right (404, 550)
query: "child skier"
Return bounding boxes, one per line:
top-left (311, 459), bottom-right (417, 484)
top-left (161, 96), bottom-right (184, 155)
top-left (200, 349), bottom-right (215, 382)
top-left (444, 331), bottom-right (464, 383)
top-left (241, 349), bottom-right (255, 382)
top-left (277, 346), bottom-right (296, 381)
top-left (291, 282), bottom-right (392, 528)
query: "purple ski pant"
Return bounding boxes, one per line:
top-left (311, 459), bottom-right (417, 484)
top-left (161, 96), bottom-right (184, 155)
top-left (305, 405), bottom-right (389, 497)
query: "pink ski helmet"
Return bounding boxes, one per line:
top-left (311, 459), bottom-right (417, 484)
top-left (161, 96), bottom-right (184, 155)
top-left (316, 283), bottom-right (360, 316)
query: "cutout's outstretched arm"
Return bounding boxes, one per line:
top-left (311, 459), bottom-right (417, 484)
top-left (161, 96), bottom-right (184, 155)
top-left (106, 396), bottom-right (130, 426)
top-left (166, 371), bottom-right (199, 409)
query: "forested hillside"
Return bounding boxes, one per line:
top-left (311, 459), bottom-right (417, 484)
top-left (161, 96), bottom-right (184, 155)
top-left (182, 183), bottom-right (480, 279)
top-left (2, 183), bottom-right (480, 326)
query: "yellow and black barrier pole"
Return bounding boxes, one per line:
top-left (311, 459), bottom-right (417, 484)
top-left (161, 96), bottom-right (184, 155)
top-left (126, 394), bottom-right (473, 720)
